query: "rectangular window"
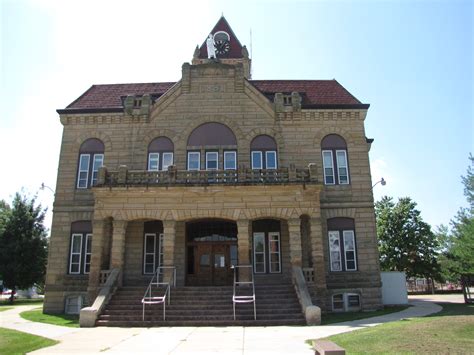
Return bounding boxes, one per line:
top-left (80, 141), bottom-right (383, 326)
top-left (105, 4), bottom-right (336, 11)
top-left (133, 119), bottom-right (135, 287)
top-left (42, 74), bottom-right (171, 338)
top-left (83, 234), bottom-right (92, 274)
top-left (224, 151), bottom-right (237, 170)
top-left (162, 153), bottom-right (173, 171)
top-left (343, 230), bottom-right (357, 271)
top-left (265, 151), bottom-right (277, 169)
top-left (322, 150), bottom-right (335, 185)
top-left (332, 294), bottom-right (345, 311)
top-left (253, 232), bottom-right (266, 273)
top-left (148, 153), bottom-right (159, 171)
top-left (328, 231), bottom-right (342, 271)
top-left (91, 154), bottom-right (104, 186)
top-left (143, 233), bottom-right (156, 274)
top-left (187, 152), bottom-right (200, 170)
top-left (251, 151), bottom-right (263, 169)
top-left (158, 233), bottom-right (164, 269)
top-left (336, 150), bottom-right (349, 184)
top-left (77, 155), bottom-right (90, 189)
top-left (69, 234), bottom-right (83, 274)
top-left (206, 151), bottom-right (218, 170)
top-left (268, 232), bottom-right (281, 273)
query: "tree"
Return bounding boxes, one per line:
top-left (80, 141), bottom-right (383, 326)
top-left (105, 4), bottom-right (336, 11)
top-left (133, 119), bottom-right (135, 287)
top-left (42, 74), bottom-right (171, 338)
top-left (375, 196), bottom-right (441, 282)
top-left (0, 193), bottom-right (48, 303)
top-left (437, 155), bottom-right (474, 279)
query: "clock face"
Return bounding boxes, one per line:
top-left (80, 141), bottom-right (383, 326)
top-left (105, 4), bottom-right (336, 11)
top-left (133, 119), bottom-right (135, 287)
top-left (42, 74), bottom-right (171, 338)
top-left (214, 39), bottom-right (230, 56)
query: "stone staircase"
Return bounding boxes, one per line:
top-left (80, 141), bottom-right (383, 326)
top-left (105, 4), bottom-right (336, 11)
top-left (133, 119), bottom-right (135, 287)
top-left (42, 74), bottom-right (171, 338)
top-left (96, 283), bottom-right (306, 327)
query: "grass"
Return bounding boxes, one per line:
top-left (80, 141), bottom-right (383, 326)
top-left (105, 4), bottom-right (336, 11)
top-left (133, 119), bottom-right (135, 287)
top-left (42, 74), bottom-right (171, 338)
top-left (0, 306), bottom-right (13, 312)
top-left (20, 308), bottom-right (80, 328)
top-left (321, 305), bottom-right (410, 325)
top-left (0, 327), bottom-right (58, 354)
top-left (319, 303), bottom-right (474, 354)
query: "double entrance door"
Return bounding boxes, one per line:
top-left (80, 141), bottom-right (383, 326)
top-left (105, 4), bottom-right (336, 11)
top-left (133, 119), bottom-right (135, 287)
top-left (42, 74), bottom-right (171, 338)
top-left (187, 243), bottom-right (237, 286)
top-left (186, 220), bottom-right (238, 286)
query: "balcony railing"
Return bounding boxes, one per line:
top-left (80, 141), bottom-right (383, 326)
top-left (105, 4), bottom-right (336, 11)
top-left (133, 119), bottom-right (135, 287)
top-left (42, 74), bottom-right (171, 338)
top-left (95, 164), bottom-right (318, 187)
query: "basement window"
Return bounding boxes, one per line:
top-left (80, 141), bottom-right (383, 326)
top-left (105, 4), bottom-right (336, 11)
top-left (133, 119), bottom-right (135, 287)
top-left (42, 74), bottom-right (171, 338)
top-left (332, 293), bottom-right (361, 312)
top-left (65, 295), bottom-right (84, 315)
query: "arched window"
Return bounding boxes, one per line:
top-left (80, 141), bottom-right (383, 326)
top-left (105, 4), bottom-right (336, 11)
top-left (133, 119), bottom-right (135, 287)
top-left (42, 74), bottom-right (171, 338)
top-left (148, 137), bottom-right (174, 171)
top-left (250, 135), bottom-right (278, 170)
top-left (187, 122), bottom-right (237, 171)
top-left (77, 138), bottom-right (104, 189)
top-left (69, 221), bottom-right (92, 275)
top-left (321, 134), bottom-right (349, 185)
top-left (327, 217), bottom-right (357, 272)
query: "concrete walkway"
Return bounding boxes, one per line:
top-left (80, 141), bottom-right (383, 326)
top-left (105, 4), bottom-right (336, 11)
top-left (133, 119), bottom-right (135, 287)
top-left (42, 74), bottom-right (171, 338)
top-left (0, 298), bottom-right (446, 355)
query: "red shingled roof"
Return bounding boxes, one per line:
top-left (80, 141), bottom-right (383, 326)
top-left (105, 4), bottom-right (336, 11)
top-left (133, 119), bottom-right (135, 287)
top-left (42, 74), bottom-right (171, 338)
top-left (63, 79), bottom-right (364, 111)
top-left (250, 80), bottom-right (361, 105)
top-left (66, 82), bottom-right (176, 109)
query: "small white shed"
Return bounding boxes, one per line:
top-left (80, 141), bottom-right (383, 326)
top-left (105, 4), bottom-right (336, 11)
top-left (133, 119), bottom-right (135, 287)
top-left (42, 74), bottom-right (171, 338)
top-left (381, 271), bottom-right (408, 305)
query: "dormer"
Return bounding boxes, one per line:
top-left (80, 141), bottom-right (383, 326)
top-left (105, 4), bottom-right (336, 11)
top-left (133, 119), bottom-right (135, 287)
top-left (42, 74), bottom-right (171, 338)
top-left (192, 16), bottom-right (252, 79)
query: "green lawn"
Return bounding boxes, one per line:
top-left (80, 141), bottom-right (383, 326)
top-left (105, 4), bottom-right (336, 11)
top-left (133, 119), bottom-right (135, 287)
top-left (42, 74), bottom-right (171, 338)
top-left (0, 327), bottom-right (58, 354)
top-left (320, 303), bottom-right (474, 354)
top-left (20, 308), bottom-right (80, 328)
top-left (321, 305), bottom-right (410, 325)
top-left (0, 306), bottom-right (13, 312)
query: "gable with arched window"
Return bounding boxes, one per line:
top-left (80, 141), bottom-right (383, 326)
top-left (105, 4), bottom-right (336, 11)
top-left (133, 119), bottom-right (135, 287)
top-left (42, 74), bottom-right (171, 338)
top-left (186, 122), bottom-right (237, 171)
top-left (148, 136), bottom-right (174, 171)
top-left (76, 138), bottom-right (104, 189)
top-left (250, 135), bottom-right (278, 170)
top-left (321, 134), bottom-right (350, 185)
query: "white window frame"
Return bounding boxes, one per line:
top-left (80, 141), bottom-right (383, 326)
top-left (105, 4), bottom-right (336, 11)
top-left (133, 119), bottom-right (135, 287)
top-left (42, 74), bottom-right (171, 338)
top-left (332, 293), bottom-right (345, 312)
top-left (205, 151), bottom-right (219, 170)
top-left (162, 152), bottom-right (174, 171)
top-left (65, 295), bottom-right (84, 315)
top-left (328, 230), bottom-right (342, 272)
top-left (148, 153), bottom-right (160, 171)
top-left (187, 152), bottom-right (200, 171)
top-left (224, 151), bottom-right (237, 170)
top-left (69, 234), bottom-right (83, 274)
top-left (343, 230), bottom-right (357, 271)
top-left (77, 154), bottom-right (90, 189)
top-left (251, 151), bottom-right (263, 169)
top-left (265, 151), bottom-right (277, 169)
top-left (253, 232), bottom-right (266, 273)
top-left (336, 150), bottom-right (349, 185)
top-left (143, 233), bottom-right (157, 274)
top-left (83, 233), bottom-right (92, 274)
top-left (91, 154), bottom-right (104, 186)
top-left (322, 150), bottom-right (335, 185)
top-left (268, 232), bottom-right (281, 273)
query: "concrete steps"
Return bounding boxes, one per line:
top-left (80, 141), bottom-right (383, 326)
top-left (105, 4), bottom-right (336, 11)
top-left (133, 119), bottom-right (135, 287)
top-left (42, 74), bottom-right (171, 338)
top-left (97, 284), bottom-right (305, 327)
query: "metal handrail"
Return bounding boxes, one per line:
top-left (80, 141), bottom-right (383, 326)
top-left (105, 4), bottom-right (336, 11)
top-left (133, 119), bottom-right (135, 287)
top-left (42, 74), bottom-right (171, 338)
top-left (141, 266), bottom-right (176, 321)
top-left (232, 265), bottom-right (256, 320)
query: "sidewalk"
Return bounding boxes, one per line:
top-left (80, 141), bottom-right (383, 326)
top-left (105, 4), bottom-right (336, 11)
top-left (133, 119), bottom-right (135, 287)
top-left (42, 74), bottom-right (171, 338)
top-left (0, 299), bottom-right (443, 355)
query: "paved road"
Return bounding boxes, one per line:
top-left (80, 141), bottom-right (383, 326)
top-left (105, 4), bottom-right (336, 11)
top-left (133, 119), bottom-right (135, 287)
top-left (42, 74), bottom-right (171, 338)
top-left (0, 296), bottom-right (454, 355)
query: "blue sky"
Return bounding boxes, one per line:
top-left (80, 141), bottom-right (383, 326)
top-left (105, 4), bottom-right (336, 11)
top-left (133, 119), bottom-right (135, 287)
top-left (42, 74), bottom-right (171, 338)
top-left (0, 0), bottom-right (472, 231)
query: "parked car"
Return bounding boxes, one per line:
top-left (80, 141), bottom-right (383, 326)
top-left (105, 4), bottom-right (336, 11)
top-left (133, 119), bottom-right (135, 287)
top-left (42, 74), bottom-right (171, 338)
top-left (0, 289), bottom-right (18, 300)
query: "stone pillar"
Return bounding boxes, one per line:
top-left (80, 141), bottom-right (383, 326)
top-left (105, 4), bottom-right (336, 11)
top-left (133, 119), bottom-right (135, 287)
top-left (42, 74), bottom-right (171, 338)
top-left (309, 217), bottom-right (327, 289)
top-left (162, 220), bottom-right (176, 282)
top-left (87, 218), bottom-right (107, 301)
top-left (288, 218), bottom-right (303, 267)
top-left (237, 219), bottom-right (251, 281)
top-left (110, 220), bottom-right (128, 269)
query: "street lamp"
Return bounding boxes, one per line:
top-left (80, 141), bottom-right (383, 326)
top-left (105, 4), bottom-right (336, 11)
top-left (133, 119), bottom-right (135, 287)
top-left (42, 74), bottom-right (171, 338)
top-left (40, 183), bottom-right (55, 194)
top-left (372, 177), bottom-right (386, 189)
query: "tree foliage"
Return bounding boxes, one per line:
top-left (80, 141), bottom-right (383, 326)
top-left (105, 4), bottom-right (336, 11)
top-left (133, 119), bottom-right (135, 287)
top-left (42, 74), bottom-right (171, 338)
top-left (375, 196), bottom-right (441, 280)
top-left (437, 155), bottom-right (474, 280)
top-left (0, 193), bottom-right (48, 303)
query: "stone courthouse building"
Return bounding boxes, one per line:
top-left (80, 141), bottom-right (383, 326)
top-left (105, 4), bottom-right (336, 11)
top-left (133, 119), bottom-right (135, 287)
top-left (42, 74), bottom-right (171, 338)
top-left (44, 17), bottom-right (382, 325)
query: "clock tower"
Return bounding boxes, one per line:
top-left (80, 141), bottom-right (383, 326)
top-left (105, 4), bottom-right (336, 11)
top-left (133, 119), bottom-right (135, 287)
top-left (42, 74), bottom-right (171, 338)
top-left (192, 16), bottom-right (252, 79)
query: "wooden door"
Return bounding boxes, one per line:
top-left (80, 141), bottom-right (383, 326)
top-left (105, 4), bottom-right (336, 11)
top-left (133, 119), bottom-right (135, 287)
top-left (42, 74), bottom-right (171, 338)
top-left (189, 243), bottom-right (234, 286)
top-left (212, 244), bottom-right (231, 286)
top-left (195, 244), bottom-right (212, 286)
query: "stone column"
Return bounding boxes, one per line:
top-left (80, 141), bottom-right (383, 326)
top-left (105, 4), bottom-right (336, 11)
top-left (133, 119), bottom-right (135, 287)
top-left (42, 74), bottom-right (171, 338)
top-left (309, 217), bottom-right (327, 289)
top-left (237, 219), bottom-right (251, 281)
top-left (162, 220), bottom-right (176, 282)
top-left (110, 219), bottom-right (128, 271)
top-left (288, 218), bottom-right (303, 267)
top-left (87, 218), bottom-right (107, 302)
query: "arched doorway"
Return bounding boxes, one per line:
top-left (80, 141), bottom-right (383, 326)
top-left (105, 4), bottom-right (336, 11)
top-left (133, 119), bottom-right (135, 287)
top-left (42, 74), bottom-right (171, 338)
top-left (186, 219), bottom-right (238, 286)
